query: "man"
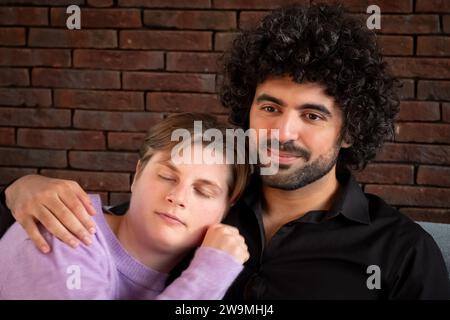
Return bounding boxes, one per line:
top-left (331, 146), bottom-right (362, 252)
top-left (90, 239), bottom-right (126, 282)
top-left (1, 4), bottom-right (449, 299)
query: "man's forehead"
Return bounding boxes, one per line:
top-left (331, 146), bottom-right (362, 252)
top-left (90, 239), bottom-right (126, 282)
top-left (256, 76), bottom-right (326, 92)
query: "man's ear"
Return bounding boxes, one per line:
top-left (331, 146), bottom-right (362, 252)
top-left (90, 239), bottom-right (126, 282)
top-left (341, 139), bottom-right (352, 149)
top-left (340, 132), bottom-right (353, 149)
top-left (131, 160), bottom-right (142, 193)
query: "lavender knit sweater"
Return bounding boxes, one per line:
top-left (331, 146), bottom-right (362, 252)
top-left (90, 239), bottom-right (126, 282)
top-left (0, 195), bottom-right (243, 300)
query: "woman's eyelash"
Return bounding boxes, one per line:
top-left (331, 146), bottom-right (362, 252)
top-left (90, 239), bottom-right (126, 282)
top-left (195, 188), bottom-right (212, 198)
top-left (158, 174), bottom-right (215, 198)
top-left (158, 174), bottom-right (175, 181)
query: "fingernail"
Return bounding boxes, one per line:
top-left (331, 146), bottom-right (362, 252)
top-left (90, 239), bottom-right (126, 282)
top-left (83, 236), bottom-right (92, 246)
top-left (89, 227), bottom-right (96, 234)
top-left (41, 245), bottom-right (50, 253)
top-left (69, 239), bottom-right (79, 248)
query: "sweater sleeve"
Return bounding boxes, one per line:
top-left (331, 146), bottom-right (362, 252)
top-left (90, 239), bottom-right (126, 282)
top-left (0, 223), bottom-right (115, 300)
top-left (156, 246), bottom-right (244, 300)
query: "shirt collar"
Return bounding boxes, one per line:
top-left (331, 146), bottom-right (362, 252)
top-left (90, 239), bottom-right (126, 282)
top-left (242, 169), bottom-right (371, 225)
top-left (330, 170), bottom-right (370, 224)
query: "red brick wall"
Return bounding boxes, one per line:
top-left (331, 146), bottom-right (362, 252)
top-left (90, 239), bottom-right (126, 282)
top-left (0, 0), bottom-right (449, 222)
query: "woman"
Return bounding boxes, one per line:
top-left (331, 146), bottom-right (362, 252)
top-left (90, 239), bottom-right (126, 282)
top-left (0, 113), bottom-right (251, 299)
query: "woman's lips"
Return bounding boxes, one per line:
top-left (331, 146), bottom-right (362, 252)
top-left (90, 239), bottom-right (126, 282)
top-left (267, 148), bottom-right (301, 165)
top-left (155, 211), bottom-right (186, 226)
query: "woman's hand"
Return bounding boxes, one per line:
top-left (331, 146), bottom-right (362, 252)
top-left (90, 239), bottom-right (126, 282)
top-left (201, 224), bottom-right (250, 264)
top-left (5, 174), bottom-right (97, 253)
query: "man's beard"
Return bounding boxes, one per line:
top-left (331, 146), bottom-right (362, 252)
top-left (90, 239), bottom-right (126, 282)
top-left (259, 140), bottom-right (340, 191)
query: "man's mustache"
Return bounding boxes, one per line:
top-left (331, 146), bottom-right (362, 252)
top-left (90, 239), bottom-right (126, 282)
top-left (263, 140), bottom-right (311, 162)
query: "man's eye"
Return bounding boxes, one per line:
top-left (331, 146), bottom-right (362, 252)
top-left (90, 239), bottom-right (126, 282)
top-left (305, 113), bottom-right (322, 121)
top-left (261, 106), bottom-right (278, 113)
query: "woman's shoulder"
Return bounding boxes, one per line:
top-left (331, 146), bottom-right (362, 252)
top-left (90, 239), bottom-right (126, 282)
top-left (0, 194), bottom-right (118, 299)
top-left (0, 219), bottom-right (115, 299)
top-left (0, 195), bottom-right (113, 274)
top-left (0, 218), bottom-right (112, 268)
top-left (0, 221), bottom-right (33, 257)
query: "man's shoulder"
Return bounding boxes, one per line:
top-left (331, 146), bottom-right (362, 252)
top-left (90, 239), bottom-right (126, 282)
top-left (363, 192), bottom-right (450, 292)
top-left (364, 191), bottom-right (435, 243)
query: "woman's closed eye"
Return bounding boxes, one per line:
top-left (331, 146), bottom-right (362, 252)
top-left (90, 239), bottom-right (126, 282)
top-left (194, 187), bottom-right (215, 199)
top-left (158, 174), bottom-right (176, 182)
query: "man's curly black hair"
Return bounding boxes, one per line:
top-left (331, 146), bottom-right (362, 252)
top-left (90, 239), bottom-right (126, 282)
top-left (219, 3), bottom-right (400, 171)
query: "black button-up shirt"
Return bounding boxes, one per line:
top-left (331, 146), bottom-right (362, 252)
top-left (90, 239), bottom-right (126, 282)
top-left (221, 171), bottom-right (450, 299)
top-left (0, 171), bottom-right (449, 299)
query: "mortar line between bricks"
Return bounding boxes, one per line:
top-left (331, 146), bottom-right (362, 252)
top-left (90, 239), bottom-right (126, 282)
top-left (412, 34), bottom-right (417, 56)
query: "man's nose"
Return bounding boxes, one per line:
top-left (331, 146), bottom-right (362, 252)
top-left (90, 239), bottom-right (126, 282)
top-left (165, 185), bottom-right (187, 209)
top-left (275, 111), bottom-right (300, 143)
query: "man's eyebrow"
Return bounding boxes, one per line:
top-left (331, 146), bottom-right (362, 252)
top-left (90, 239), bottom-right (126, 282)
top-left (256, 93), bottom-right (286, 106)
top-left (256, 93), bottom-right (332, 117)
top-left (298, 103), bottom-right (332, 117)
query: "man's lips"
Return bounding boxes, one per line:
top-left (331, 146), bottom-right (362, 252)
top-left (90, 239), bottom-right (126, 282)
top-left (267, 148), bottom-right (301, 164)
top-left (155, 211), bottom-right (186, 226)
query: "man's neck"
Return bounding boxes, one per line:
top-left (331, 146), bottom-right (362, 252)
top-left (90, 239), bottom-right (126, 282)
top-left (105, 214), bottom-right (184, 273)
top-left (261, 166), bottom-right (340, 241)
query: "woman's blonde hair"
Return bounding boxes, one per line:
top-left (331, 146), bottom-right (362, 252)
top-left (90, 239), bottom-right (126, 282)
top-left (137, 112), bottom-right (251, 205)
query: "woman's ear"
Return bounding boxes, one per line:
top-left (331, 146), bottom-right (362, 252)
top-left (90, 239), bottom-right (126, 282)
top-left (131, 160), bottom-right (142, 193)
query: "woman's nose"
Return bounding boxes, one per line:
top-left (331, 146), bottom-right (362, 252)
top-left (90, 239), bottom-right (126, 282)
top-left (165, 186), bottom-right (187, 209)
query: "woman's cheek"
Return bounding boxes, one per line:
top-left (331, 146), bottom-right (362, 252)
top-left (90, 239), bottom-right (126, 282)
top-left (202, 203), bottom-right (227, 224)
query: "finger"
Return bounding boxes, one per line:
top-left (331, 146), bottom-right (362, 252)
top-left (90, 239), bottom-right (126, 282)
top-left (58, 185), bottom-right (97, 234)
top-left (238, 246), bottom-right (249, 262)
top-left (63, 193), bottom-right (97, 235)
top-left (222, 226), bottom-right (239, 235)
top-left (22, 218), bottom-right (51, 254)
top-left (215, 223), bottom-right (235, 231)
top-left (67, 181), bottom-right (97, 216)
top-left (42, 197), bottom-right (93, 246)
top-left (37, 204), bottom-right (81, 249)
top-left (224, 225), bottom-right (239, 232)
top-left (209, 223), bottom-right (224, 230)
